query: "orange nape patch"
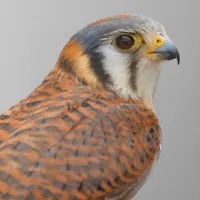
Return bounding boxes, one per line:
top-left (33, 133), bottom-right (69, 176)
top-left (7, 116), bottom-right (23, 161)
top-left (59, 40), bottom-right (102, 88)
top-left (87, 15), bottom-right (130, 27)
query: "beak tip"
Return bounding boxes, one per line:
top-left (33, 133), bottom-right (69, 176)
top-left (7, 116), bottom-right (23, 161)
top-left (177, 51), bottom-right (180, 65)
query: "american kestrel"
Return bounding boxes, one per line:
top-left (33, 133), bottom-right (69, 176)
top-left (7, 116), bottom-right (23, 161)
top-left (0, 15), bottom-right (179, 200)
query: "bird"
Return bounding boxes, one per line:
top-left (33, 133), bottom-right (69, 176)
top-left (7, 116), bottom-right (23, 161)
top-left (0, 15), bottom-right (180, 200)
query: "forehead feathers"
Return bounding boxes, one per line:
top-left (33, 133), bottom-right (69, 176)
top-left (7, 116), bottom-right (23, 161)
top-left (71, 15), bottom-right (166, 50)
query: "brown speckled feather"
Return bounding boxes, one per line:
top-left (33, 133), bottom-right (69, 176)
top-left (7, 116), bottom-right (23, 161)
top-left (0, 70), bottom-right (161, 200)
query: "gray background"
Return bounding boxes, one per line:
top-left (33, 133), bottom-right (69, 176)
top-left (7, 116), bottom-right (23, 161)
top-left (0, 0), bottom-right (199, 199)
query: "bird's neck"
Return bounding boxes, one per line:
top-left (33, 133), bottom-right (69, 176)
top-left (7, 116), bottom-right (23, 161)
top-left (27, 52), bottom-right (160, 111)
top-left (29, 67), bottom-right (83, 98)
top-left (15, 65), bottom-right (152, 115)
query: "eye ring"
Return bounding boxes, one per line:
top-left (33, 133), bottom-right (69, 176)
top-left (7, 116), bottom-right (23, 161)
top-left (115, 35), bottom-right (135, 50)
top-left (113, 33), bottom-right (143, 52)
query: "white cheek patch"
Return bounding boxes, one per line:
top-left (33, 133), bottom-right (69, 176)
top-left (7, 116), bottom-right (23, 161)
top-left (97, 45), bottom-right (137, 99)
top-left (96, 45), bottom-right (161, 108)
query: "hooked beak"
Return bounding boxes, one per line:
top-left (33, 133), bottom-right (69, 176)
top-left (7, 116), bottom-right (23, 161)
top-left (152, 40), bottom-right (180, 65)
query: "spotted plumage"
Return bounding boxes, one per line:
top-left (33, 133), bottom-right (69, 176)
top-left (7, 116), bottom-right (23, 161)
top-left (0, 14), bottom-right (179, 200)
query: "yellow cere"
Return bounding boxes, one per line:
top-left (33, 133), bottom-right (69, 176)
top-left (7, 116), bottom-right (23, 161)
top-left (146, 35), bottom-right (164, 54)
top-left (154, 35), bottom-right (164, 47)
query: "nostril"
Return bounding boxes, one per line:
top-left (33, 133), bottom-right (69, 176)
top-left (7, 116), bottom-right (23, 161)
top-left (156, 39), bottom-right (162, 45)
top-left (154, 36), bottom-right (164, 47)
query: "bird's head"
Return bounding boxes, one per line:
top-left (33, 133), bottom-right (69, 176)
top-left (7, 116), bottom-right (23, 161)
top-left (57, 15), bottom-right (180, 108)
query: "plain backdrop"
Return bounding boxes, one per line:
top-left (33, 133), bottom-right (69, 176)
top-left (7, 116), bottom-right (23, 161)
top-left (0, 0), bottom-right (199, 199)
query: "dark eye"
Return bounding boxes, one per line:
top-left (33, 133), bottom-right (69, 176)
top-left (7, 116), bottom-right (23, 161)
top-left (115, 35), bottom-right (135, 50)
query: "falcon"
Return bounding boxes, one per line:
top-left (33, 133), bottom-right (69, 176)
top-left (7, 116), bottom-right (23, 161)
top-left (0, 15), bottom-right (180, 200)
